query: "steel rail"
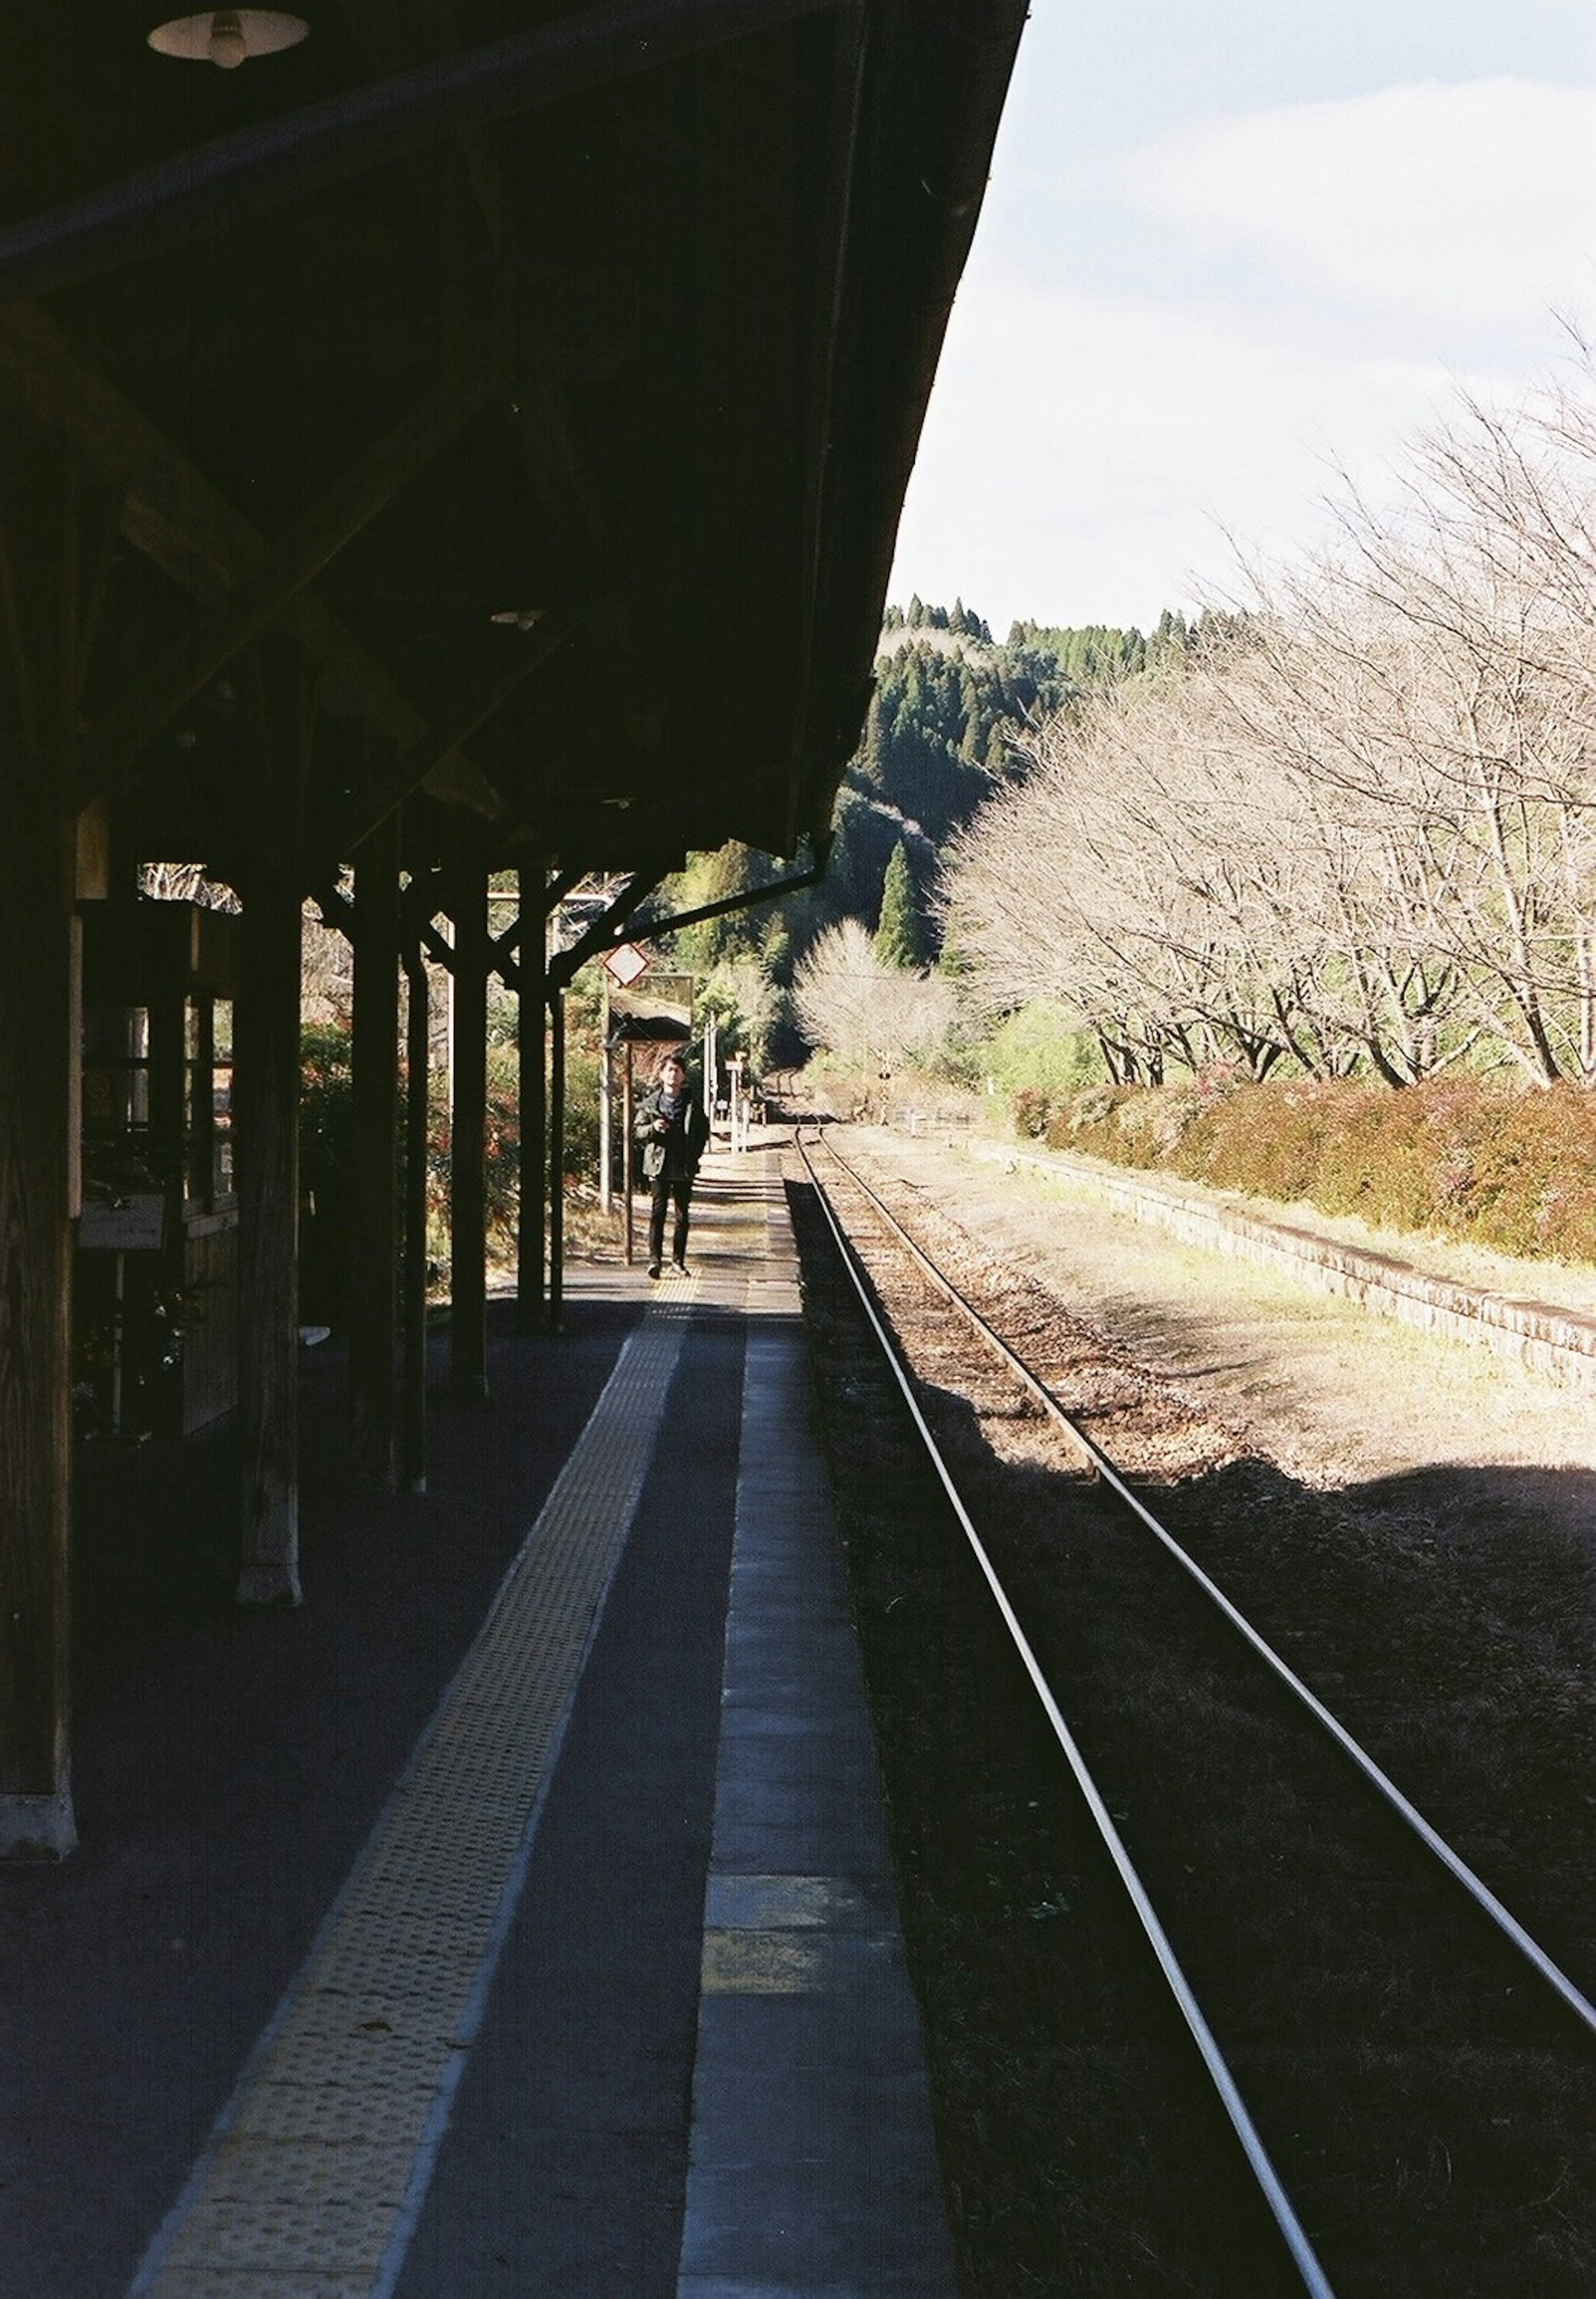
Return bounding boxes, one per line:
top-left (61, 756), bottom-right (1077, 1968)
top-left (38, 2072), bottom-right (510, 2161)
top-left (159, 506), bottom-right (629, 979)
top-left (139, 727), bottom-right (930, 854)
top-left (794, 1129), bottom-right (1339, 2299)
top-left (810, 1126), bottom-right (1596, 2048)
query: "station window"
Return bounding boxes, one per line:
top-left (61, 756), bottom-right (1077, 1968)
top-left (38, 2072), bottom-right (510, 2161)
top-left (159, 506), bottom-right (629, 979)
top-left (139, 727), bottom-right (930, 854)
top-left (185, 994), bottom-right (236, 1208)
top-left (82, 1004), bottom-right (153, 1145)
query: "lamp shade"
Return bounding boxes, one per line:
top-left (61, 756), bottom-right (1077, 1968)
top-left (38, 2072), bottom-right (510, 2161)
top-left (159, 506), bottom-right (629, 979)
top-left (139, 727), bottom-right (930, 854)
top-left (147, 9), bottom-right (308, 67)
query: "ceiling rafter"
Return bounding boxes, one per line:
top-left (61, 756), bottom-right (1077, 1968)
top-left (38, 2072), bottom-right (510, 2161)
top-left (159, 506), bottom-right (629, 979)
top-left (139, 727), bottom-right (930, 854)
top-left (71, 360), bottom-right (504, 806)
top-left (0, 1), bottom-right (1032, 886)
top-left (337, 612), bottom-right (574, 862)
top-left (0, 0), bottom-right (838, 304)
top-left (0, 301), bottom-right (502, 829)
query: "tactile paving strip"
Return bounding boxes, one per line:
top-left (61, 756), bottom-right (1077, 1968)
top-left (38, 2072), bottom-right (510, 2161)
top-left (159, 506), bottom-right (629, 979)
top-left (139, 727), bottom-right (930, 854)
top-left (129, 1301), bottom-right (694, 2299)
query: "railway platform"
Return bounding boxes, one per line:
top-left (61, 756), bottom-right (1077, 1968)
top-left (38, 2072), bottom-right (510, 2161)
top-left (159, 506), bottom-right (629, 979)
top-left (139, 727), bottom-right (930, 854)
top-left (1, 1145), bottom-right (956, 2299)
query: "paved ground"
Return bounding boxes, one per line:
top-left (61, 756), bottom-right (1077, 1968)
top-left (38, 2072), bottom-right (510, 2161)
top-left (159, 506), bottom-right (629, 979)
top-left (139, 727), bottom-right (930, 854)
top-left (1, 1151), bottom-right (952, 2299)
top-left (3, 1296), bottom-right (637, 2299)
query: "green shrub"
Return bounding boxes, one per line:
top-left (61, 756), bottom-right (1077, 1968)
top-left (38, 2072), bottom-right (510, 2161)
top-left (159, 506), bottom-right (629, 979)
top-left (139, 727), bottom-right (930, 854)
top-left (1042, 1078), bottom-right (1596, 1264)
top-left (950, 1001), bottom-right (1106, 1139)
top-left (562, 1048), bottom-right (601, 1183)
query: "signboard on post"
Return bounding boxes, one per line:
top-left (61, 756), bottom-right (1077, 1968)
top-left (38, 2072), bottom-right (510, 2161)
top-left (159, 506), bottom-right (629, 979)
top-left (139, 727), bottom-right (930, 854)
top-left (608, 972), bottom-right (693, 1047)
top-left (78, 1192), bottom-right (166, 1252)
top-left (601, 941), bottom-right (650, 990)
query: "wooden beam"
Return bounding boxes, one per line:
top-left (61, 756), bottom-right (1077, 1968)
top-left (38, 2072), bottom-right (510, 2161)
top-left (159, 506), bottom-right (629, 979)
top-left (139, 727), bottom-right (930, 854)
top-left (547, 866), bottom-right (669, 989)
top-left (73, 364), bottom-right (500, 805)
top-left (338, 616), bottom-right (571, 861)
top-left (0, 303), bottom-right (500, 819)
top-left (327, 872), bottom-right (456, 981)
top-left (0, 0), bottom-right (837, 303)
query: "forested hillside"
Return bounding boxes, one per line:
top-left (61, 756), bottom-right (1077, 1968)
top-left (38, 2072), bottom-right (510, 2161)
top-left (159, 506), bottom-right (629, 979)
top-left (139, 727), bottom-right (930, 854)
top-left (818, 597), bottom-right (1196, 963)
top-left (650, 596), bottom-right (1194, 996)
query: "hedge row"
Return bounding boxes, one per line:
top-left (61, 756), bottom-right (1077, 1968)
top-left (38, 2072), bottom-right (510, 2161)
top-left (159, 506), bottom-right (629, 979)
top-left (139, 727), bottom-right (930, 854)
top-left (1036, 1078), bottom-right (1596, 1265)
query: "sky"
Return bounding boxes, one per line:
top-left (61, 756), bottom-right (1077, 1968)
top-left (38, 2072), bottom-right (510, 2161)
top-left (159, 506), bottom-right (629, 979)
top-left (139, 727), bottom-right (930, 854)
top-left (887, 0), bottom-right (1596, 636)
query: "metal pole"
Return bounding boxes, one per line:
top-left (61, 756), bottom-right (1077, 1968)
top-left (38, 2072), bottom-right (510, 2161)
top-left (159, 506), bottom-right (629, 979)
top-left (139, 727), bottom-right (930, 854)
top-left (235, 852), bottom-right (303, 1606)
top-left (548, 986), bottom-right (565, 1332)
top-left (622, 1041), bottom-right (635, 1266)
top-left (447, 837), bottom-right (488, 1400)
top-left (401, 941), bottom-right (429, 1493)
top-left (515, 869), bottom-right (547, 1335)
top-left (598, 973), bottom-right (612, 1215)
top-left (349, 818), bottom-right (400, 1490)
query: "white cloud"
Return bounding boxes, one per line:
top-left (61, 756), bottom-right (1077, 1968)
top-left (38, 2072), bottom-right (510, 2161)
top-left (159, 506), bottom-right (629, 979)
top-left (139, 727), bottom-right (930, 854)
top-left (891, 283), bottom-right (1477, 631)
top-left (1123, 79), bottom-right (1596, 330)
top-left (893, 74), bottom-right (1596, 631)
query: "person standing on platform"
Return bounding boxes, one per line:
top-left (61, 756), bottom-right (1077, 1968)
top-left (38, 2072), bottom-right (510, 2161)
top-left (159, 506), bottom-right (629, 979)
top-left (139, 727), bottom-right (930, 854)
top-left (635, 1049), bottom-right (710, 1278)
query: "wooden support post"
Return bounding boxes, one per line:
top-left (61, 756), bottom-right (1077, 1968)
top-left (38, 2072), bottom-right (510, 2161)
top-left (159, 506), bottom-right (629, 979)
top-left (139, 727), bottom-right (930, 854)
top-left (548, 985), bottom-right (566, 1333)
top-left (0, 785), bottom-right (76, 1857)
top-left (515, 867), bottom-right (546, 1335)
top-left (0, 431), bottom-right (80, 1856)
top-left (401, 939), bottom-right (430, 1492)
top-left (348, 814), bottom-right (400, 1488)
top-left (449, 834), bottom-right (489, 1398)
top-left (235, 856), bottom-right (304, 1604)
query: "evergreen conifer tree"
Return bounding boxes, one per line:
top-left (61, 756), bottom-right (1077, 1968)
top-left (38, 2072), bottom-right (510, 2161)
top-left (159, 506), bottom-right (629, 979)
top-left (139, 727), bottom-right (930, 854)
top-left (874, 841), bottom-right (925, 969)
top-left (855, 691), bottom-right (892, 793)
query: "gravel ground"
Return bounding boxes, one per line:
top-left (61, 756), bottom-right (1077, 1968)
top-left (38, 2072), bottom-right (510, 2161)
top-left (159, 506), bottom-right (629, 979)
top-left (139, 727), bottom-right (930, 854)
top-left (848, 1121), bottom-right (1596, 1527)
top-left (784, 1126), bottom-right (1596, 2295)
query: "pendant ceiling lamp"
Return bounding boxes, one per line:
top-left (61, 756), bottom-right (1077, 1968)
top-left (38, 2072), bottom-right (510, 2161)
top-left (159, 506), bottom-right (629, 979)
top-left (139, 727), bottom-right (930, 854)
top-left (147, 8), bottom-right (308, 69)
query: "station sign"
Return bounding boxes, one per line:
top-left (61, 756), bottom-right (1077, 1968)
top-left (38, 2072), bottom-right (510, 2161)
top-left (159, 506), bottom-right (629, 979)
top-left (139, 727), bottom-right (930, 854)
top-left (601, 941), bottom-right (650, 988)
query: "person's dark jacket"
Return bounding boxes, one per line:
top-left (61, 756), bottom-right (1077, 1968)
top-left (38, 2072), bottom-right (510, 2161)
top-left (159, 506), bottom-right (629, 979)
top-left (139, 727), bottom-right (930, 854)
top-left (634, 1078), bottom-right (709, 1181)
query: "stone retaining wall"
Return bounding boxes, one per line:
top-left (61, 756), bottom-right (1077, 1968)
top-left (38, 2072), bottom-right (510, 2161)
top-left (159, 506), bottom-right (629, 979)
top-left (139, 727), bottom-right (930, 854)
top-left (963, 1138), bottom-right (1596, 1395)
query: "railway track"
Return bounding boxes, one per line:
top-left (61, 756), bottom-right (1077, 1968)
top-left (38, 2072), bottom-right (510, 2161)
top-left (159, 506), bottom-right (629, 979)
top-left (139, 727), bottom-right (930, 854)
top-left (787, 1122), bottom-right (1596, 2299)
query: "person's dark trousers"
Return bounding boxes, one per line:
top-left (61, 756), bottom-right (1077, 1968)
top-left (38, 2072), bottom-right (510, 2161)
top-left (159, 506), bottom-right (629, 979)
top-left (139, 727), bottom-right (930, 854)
top-left (649, 1172), bottom-right (693, 1266)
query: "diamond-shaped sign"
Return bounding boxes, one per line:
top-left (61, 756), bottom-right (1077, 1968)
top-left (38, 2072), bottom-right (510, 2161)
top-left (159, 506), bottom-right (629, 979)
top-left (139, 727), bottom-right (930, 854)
top-left (601, 941), bottom-right (650, 988)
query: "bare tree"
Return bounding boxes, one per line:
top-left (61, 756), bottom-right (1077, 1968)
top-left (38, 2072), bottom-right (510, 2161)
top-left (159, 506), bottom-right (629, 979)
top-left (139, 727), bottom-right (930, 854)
top-left (138, 861), bottom-right (240, 911)
top-left (943, 355), bottom-right (1596, 1089)
top-left (792, 918), bottom-right (957, 1076)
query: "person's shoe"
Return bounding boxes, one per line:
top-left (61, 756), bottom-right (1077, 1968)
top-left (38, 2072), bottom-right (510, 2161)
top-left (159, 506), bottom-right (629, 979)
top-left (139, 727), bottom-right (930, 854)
top-left (647, 1261), bottom-right (661, 1279)
top-left (672, 1257), bottom-right (688, 1274)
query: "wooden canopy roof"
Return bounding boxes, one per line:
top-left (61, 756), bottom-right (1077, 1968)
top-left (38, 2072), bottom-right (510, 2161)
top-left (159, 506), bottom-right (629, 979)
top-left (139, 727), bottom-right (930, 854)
top-left (0, 0), bottom-right (1027, 887)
